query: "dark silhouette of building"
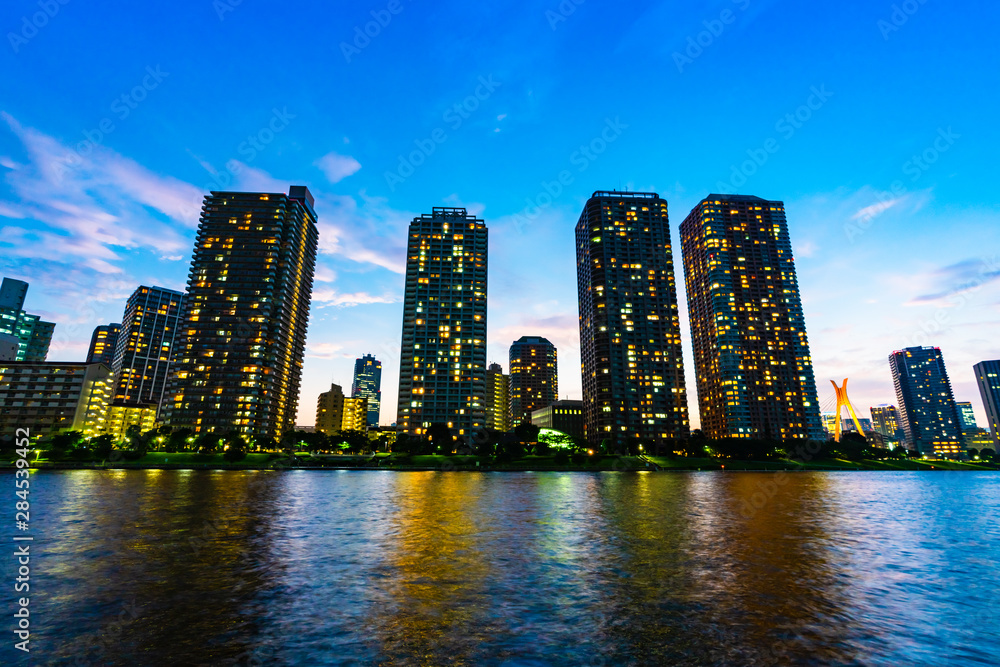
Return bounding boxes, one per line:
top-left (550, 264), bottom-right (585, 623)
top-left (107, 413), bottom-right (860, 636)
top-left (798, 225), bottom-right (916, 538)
top-left (351, 354), bottom-right (382, 427)
top-left (165, 186), bottom-right (318, 440)
top-left (86, 323), bottom-right (121, 365)
top-left (890, 346), bottom-right (964, 457)
top-left (508, 336), bottom-right (557, 427)
top-left (576, 191), bottom-right (689, 446)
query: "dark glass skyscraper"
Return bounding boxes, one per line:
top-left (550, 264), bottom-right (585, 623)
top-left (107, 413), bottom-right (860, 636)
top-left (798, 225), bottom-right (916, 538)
top-left (680, 195), bottom-right (823, 441)
top-left (351, 354), bottom-right (382, 427)
top-left (396, 207), bottom-right (487, 445)
top-left (576, 191), bottom-right (689, 447)
top-left (974, 360), bottom-right (1000, 450)
top-left (508, 336), bottom-right (557, 427)
top-left (165, 186), bottom-right (318, 439)
top-left (111, 286), bottom-right (184, 413)
top-left (889, 346), bottom-right (964, 456)
top-left (86, 323), bottom-right (121, 365)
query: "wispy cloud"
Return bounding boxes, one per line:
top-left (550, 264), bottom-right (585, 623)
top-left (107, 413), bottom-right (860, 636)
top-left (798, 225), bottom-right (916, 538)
top-left (314, 151), bottom-right (362, 184)
top-left (313, 288), bottom-right (398, 308)
top-left (906, 256), bottom-right (1000, 306)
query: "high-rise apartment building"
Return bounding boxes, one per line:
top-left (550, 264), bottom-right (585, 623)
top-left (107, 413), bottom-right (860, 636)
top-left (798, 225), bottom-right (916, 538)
top-left (112, 286), bottom-right (184, 413)
top-left (342, 397), bottom-right (368, 432)
top-left (486, 362), bottom-right (510, 432)
top-left (351, 354), bottom-right (382, 427)
top-left (680, 194), bottom-right (823, 441)
top-left (0, 277), bottom-right (55, 362)
top-left (396, 207), bottom-right (487, 445)
top-left (889, 346), bottom-right (965, 456)
top-left (87, 324), bottom-right (121, 365)
top-left (576, 191), bottom-right (689, 446)
top-left (508, 336), bottom-right (557, 427)
top-left (974, 360), bottom-right (1000, 450)
top-left (870, 404), bottom-right (902, 440)
top-left (165, 186), bottom-right (318, 439)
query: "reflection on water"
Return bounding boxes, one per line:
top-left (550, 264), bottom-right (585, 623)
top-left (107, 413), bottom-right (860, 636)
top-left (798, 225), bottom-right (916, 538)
top-left (3, 470), bottom-right (999, 665)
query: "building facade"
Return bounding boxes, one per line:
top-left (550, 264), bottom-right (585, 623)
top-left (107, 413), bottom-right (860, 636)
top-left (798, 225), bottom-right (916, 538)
top-left (0, 362), bottom-right (112, 437)
top-left (351, 354), bottom-right (382, 427)
top-left (104, 404), bottom-right (158, 442)
top-left (889, 347), bottom-right (965, 456)
top-left (316, 383), bottom-right (346, 435)
top-left (112, 286), bottom-right (184, 414)
top-left (87, 324), bottom-right (121, 366)
top-left (165, 186), bottom-right (319, 440)
top-left (0, 277), bottom-right (55, 362)
top-left (342, 397), bottom-right (369, 432)
top-left (508, 336), bottom-right (558, 427)
top-left (576, 191), bottom-right (689, 446)
top-left (530, 400), bottom-right (584, 439)
top-left (870, 404), bottom-right (902, 440)
top-left (974, 360), bottom-right (1000, 450)
top-left (486, 362), bottom-right (510, 432)
top-left (680, 195), bottom-right (823, 441)
top-left (956, 401), bottom-right (978, 432)
top-left (396, 207), bottom-right (488, 445)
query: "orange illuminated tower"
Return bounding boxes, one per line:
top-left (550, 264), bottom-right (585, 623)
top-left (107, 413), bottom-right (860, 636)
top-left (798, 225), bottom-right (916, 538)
top-left (830, 379), bottom-right (865, 442)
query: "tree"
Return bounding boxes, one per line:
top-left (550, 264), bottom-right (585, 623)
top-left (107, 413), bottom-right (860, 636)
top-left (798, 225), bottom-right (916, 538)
top-left (514, 422), bottom-right (540, 446)
top-left (91, 434), bottom-right (116, 460)
top-left (981, 448), bottom-right (996, 460)
top-left (50, 431), bottom-right (84, 453)
top-left (166, 428), bottom-right (194, 453)
top-left (195, 430), bottom-right (221, 455)
top-left (968, 448), bottom-right (980, 459)
top-left (222, 432), bottom-right (248, 462)
top-left (426, 422), bottom-right (453, 454)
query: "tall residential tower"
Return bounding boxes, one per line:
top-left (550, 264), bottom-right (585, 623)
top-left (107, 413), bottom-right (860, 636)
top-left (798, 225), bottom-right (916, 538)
top-left (575, 191), bottom-right (689, 447)
top-left (508, 336), bottom-right (558, 427)
top-left (889, 346), bottom-right (964, 456)
top-left (165, 187), bottom-right (318, 439)
top-left (680, 195), bottom-right (823, 441)
top-left (396, 207), bottom-right (487, 445)
top-left (974, 360), bottom-right (1000, 450)
top-left (0, 277), bottom-right (55, 362)
top-left (486, 362), bottom-right (510, 432)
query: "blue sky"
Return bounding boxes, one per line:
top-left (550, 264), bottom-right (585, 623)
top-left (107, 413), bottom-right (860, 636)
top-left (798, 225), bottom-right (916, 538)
top-left (2, 0), bottom-right (998, 428)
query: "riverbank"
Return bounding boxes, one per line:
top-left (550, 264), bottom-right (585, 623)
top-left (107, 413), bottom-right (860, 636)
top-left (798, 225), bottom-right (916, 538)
top-left (3, 451), bottom-right (997, 472)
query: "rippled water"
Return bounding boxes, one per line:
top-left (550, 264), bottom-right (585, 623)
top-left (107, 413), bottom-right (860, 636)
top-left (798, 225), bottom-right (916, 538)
top-left (2, 470), bottom-right (999, 665)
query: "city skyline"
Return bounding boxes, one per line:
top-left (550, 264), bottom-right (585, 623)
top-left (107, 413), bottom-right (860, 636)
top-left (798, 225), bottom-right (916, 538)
top-left (2, 3), bottom-right (998, 429)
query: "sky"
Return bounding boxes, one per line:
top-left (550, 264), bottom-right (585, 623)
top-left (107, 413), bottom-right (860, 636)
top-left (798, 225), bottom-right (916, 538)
top-left (2, 0), bottom-right (998, 429)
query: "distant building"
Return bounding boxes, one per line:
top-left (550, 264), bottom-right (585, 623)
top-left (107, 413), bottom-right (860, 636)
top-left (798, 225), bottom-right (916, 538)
top-left (485, 362), bottom-right (510, 432)
top-left (342, 397), bottom-right (369, 432)
top-left (890, 347), bottom-right (965, 457)
top-left (842, 417), bottom-right (874, 433)
top-left (351, 354), bottom-right (382, 427)
top-left (0, 361), bottom-right (113, 437)
top-left (112, 286), bottom-right (184, 415)
top-left (974, 360), bottom-right (1000, 450)
top-left (0, 277), bottom-right (55, 362)
top-left (396, 207), bottom-right (488, 445)
top-left (870, 404), bottom-right (902, 440)
top-left (956, 401), bottom-right (978, 432)
top-left (576, 191), bottom-right (689, 446)
top-left (820, 413), bottom-right (838, 438)
top-left (508, 336), bottom-right (558, 427)
top-left (165, 187), bottom-right (318, 439)
top-left (680, 195), bottom-right (823, 441)
top-left (86, 324), bottom-right (121, 365)
top-left (316, 383), bottom-right (346, 435)
top-left (530, 400), bottom-right (584, 439)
